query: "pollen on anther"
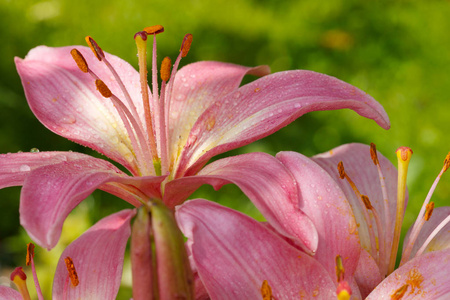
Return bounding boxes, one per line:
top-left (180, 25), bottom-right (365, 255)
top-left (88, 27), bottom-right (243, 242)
top-left (95, 79), bottom-right (112, 98)
top-left (161, 56), bottom-right (172, 82)
top-left (424, 202), bottom-right (435, 221)
top-left (85, 36), bottom-right (104, 61)
top-left (64, 257), bottom-right (79, 287)
top-left (26, 243), bottom-right (35, 266)
top-left (180, 34), bottom-right (193, 57)
top-left (361, 195), bottom-right (373, 210)
top-left (443, 152), bottom-right (450, 172)
top-left (260, 280), bottom-right (273, 300)
top-left (337, 161), bottom-right (346, 179)
top-left (370, 143), bottom-right (379, 165)
top-left (143, 25), bottom-right (164, 35)
top-left (70, 49), bottom-right (89, 73)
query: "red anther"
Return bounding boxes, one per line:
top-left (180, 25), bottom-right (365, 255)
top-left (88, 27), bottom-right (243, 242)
top-left (26, 243), bottom-right (35, 266)
top-left (180, 34), bottom-right (193, 57)
top-left (143, 25), bottom-right (164, 35)
top-left (85, 36), bottom-right (105, 61)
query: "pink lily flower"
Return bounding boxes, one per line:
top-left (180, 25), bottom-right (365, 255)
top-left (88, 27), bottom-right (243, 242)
top-left (176, 143), bottom-right (450, 299)
top-left (1, 25), bottom-right (389, 251)
top-left (0, 209), bottom-right (134, 300)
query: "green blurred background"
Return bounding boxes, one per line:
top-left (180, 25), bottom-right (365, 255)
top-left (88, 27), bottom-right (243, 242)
top-left (1, 0), bottom-right (450, 298)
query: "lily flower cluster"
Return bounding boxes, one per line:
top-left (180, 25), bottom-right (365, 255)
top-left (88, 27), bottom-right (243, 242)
top-left (175, 143), bottom-right (450, 299)
top-left (0, 25), bottom-right (395, 298)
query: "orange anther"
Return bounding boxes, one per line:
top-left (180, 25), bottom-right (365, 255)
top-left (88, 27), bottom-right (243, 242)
top-left (160, 56), bottom-right (172, 82)
top-left (337, 161), bottom-right (346, 179)
top-left (143, 25), bottom-right (164, 35)
top-left (64, 257), bottom-right (79, 287)
top-left (370, 143), bottom-right (379, 165)
top-left (444, 152), bottom-right (450, 172)
top-left (424, 202), bottom-right (435, 221)
top-left (260, 280), bottom-right (273, 300)
top-left (70, 49), bottom-right (89, 73)
top-left (361, 195), bottom-right (373, 210)
top-left (180, 34), bottom-right (193, 57)
top-left (26, 243), bottom-right (35, 266)
top-left (95, 79), bottom-right (112, 98)
top-left (85, 36), bottom-right (104, 61)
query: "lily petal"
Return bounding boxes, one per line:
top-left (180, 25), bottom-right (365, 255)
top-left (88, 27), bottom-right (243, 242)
top-left (276, 151), bottom-right (361, 279)
top-left (354, 249), bottom-right (383, 298)
top-left (15, 46), bottom-right (145, 173)
top-left (0, 151), bottom-right (87, 188)
top-left (177, 71), bottom-right (390, 177)
top-left (312, 143), bottom-right (400, 256)
top-left (166, 152), bottom-right (319, 254)
top-left (52, 209), bottom-right (135, 300)
top-left (168, 61), bottom-right (269, 172)
top-left (366, 249), bottom-right (450, 299)
top-left (176, 199), bottom-right (336, 299)
top-left (20, 156), bottom-right (163, 249)
top-left (0, 286), bottom-right (22, 299)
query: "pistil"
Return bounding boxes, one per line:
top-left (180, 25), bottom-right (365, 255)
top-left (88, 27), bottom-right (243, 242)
top-left (387, 147), bottom-right (412, 274)
top-left (10, 267), bottom-right (31, 300)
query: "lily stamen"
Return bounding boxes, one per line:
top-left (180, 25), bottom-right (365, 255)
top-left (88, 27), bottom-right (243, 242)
top-left (260, 280), bottom-right (273, 300)
top-left (400, 151), bottom-right (450, 265)
top-left (26, 243), bottom-right (44, 300)
top-left (94, 79), bottom-right (152, 176)
top-left (370, 143), bottom-right (392, 261)
top-left (338, 161), bottom-right (378, 261)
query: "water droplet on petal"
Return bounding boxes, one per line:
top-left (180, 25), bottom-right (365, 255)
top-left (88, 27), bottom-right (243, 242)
top-left (294, 103), bottom-right (301, 109)
top-left (61, 115), bottom-right (76, 124)
top-left (30, 148), bottom-right (39, 153)
top-left (20, 164), bottom-right (31, 172)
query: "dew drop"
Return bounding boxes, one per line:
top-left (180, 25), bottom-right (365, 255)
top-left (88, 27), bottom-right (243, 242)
top-left (76, 107), bottom-right (83, 113)
top-left (30, 148), bottom-right (40, 153)
top-left (19, 164), bottom-right (31, 172)
top-left (125, 153), bottom-right (134, 163)
top-left (61, 115), bottom-right (76, 124)
top-left (294, 103), bottom-right (302, 109)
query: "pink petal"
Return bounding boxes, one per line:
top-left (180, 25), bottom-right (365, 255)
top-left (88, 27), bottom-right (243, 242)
top-left (168, 61), bottom-right (269, 173)
top-left (52, 209), bottom-right (135, 300)
top-left (366, 249), bottom-right (450, 299)
top-left (0, 151), bottom-right (87, 188)
top-left (176, 71), bottom-right (390, 177)
top-left (405, 207), bottom-right (450, 257)
top-left (276, 151), bottom-right (361, 280)
top-left (165, 152), bottom-right (319, 254)
top-left (312, 143), bottom-right (401, 257)
top-left (354, 249), bottom-right (383, 298)
top-left (0, 286), bottom-right (22, 299)
top-left (15, 46), bottom-right (145, 173)
top-left (20, 156), bottom-right (163, 249)
top-left (176, 200), bottom-right (336, 299)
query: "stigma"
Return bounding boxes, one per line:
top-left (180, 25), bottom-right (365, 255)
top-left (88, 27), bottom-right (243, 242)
top-left (70, 26), bottom-right (193, 177)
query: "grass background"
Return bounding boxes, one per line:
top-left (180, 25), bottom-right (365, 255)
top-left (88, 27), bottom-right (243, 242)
top-left (1, 0), bottom-right (450, 298)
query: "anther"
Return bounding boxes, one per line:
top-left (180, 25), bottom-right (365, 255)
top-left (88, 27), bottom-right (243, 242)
top-left (180, 34), bottom-right (193, 57)
top-left (337, 161), bottom-right (346, 179)
top-left (443, 152), bottom-right (450, 172)
top-left (370, 142), bottom-right (379, 165)
top-left (85, 36), bottom-right (105, 61)
top-left (260, 280), bottom-right (273, 300)
top-left (361, 195), bottom-right (373, 210)
top-left (26, 243), bottom-right (35, 266)
top-left (64, 256), bottom-right (79, 287)
top-left (161, 57), bottom-right (172, 82)
top-left (70, 49), bottom-right (89, 73)
top-left (424, 202), bottom-right (434, 221)
top-left (391, 284), bottom-right (408, 300)
top-left (95, 79), bottom-right (112, 98)
top-left (143, 25), bottom-right (164, 35)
